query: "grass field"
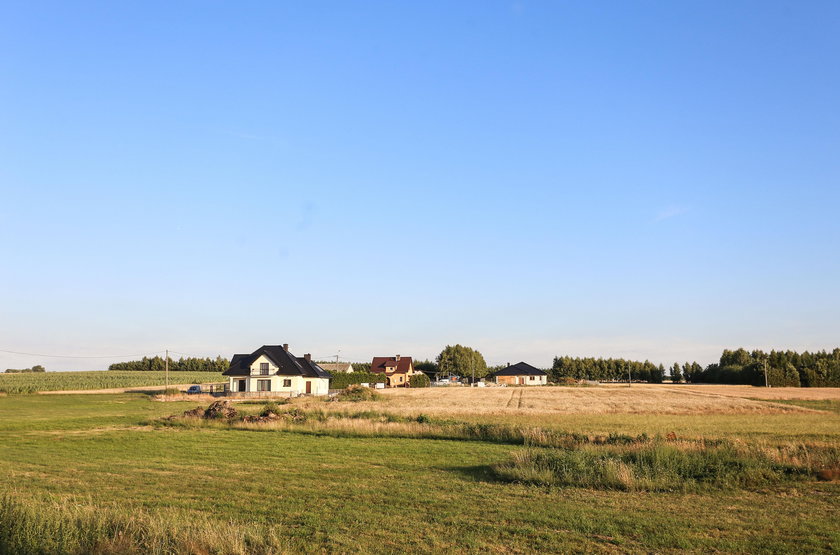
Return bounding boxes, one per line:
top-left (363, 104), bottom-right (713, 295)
top-left (0, 371), bottom-right (225, 394)
top-left (1, 387), bottom-right (839, 553)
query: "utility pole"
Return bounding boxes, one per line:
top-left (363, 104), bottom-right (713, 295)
top-left (165, 349), bottom-right (169, 395)
top-left (764, 358), bottom-right (770, 388)
top-left (628, 363), bottom-right (631, 387)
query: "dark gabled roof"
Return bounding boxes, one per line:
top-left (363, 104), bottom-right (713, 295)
top-left (492, 362), bottom-right (547, 377)
top-left (226, 354), bottom-right (250, 375)
top-left (371, 356), bottom-right (413, 374)
top-left (223, 345), bottom-right (330, 379)
top-left (297, 357), bottom-right (332, 379)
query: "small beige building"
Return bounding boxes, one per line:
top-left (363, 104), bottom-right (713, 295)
top-left (491, 362), bottom-right (548, 385)
top-left (223, 344), bottom-right (331, 396)
top-left (318, 362), bottom-right (354, 374)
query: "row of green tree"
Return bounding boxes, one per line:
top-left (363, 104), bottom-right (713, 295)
top-left (551, 356), bottom-right (665, 383)
top-left (108, 356), bottom-right (229, 373)
top-left (328, 371), bottom-right (386, 389)
top-left (668, 362), bottom-right (705, 383)
top-left (4, 365), bottom-right (46, 374)
top-left (688, 348), bottom-right (840, 387)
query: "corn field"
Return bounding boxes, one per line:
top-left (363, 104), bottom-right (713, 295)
top-left (0, 371), bottom-right (225, 394)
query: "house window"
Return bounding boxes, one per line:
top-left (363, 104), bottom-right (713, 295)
top-left (257, 379), bottom-right (271, 392)
top-left (283, 379), bottom-right (291, 387)
top-left (529, 376), bottom-right (535, 381)
top-left (260, 363), bottom-right (269, 375)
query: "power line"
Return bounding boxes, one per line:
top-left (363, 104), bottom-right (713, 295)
top-left (0, 348), bottom-right (166, 359)
top-left (168, 350), bottom-right (209, 358)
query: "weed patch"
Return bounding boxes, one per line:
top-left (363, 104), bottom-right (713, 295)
top-left (492, 440), bottom-right (840, 492)
top-left (329, 385), bottom-right (384, 402)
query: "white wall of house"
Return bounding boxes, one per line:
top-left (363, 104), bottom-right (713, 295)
top-left (227, 373), bottom-right (330, 396)
top-left (250, 355), bottom-right (277, 375)
top-left (305, 377), bottom-right (329, 395)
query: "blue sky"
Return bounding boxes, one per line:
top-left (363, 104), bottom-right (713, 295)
top-left (1, 1), bottom-right (839, 371)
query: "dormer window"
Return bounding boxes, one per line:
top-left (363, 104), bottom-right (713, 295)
top-left (260, 362), bottom-right (269, 375)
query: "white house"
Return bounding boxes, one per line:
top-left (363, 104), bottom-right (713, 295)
top-left (223, 344), bottom-right (331, 396)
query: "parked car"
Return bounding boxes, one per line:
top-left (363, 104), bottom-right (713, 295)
top-left (186, 385), bottom-right (202, 394)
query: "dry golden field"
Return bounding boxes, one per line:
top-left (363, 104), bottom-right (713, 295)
top-left (664, 383), bottom-right (840, 400)
top-left (305, 384), bottom-right (839, 416)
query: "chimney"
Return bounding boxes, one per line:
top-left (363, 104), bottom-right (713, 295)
top-left (395, 354), bottom-right (401, 362)
top-left (283, 344), bottom-right (289, 351)
top-left (304, 353), bottom-right (311, 361)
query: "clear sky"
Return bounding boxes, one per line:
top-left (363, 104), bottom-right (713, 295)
top-left (1, 1), bottom-right (839, 371)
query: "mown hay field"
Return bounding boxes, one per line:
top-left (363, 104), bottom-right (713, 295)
top-left (326, 384), bottom-right (837, 415)
top-left (667, 383), bottom-right (840, 400)
top-left (294, 384), bottom-right (840, 440)
top-left (1, 390), bottom-right (839, 553)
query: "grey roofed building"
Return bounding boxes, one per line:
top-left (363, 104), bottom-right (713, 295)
top-left (491, 362), bottom-right (547, 377)
top-left (317, 362), bottom-right (354, 374)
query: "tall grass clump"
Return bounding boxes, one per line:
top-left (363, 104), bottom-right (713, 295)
top-left (0, 493), bottom-right (289, 554)
top-left (491, 441), bottom-right (830, 492)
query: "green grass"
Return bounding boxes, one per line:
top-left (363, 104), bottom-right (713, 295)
top-left (0, 371), bottom-right (224, 393)
top-left (0, 394), bottom-right (838, 553)
top-left (757, 399), bottom-right (840, 414)
top-left (453, 411), bottom-right (840, 441)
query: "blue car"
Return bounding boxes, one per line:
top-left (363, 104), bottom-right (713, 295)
top-left (186, 385), bottom-right (202, 394)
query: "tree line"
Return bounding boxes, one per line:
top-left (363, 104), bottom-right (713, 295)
top-left (104, 346), bottom-right (840, 387)
top-left (551, 356), bottom-right (665, 383)
top-left (108, 356), bottom-right (229, 373)
top-left (4, 365), bottom-right (46, 374)
top-left (688, 348), bottom-right (840, 387)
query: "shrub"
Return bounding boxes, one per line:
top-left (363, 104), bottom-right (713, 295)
top-left (330, 385), bottom-right (383, 402)
top-left (409, 374), bottom-right (431, 388)
top-left (259, 401), bottom-right (288, 417)
top-left (330, 372), bottom-right (386, 390)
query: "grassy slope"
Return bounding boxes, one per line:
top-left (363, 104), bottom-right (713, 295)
top-left (0, 395), bottom-right (838, 553)
top-left (758, 399), bottom-right (840, 414)
top-left (0, 371), bottom-right (224, 393)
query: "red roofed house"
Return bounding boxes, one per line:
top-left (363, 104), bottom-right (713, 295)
top-left (370, 354), bottom-right (419, 387)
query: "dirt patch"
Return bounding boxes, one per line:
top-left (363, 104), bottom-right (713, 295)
top-left (153, 393), bottom-right (216, 403)
top-left (37, 426), bottom-right (155, 436)
top-left (178, 400), bottom-right (238, 420)
top-left (38, 384), bottom-right (200, 395)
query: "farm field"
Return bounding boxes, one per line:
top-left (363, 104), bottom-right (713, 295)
top-left (1, 389), bottom-right (839, 553)
top-left (286, 384), bottom-right (840, 440)
top-left (0, 370), bottom-right (225, 394)
top-left (369, 384), bottom-right (839, 414)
